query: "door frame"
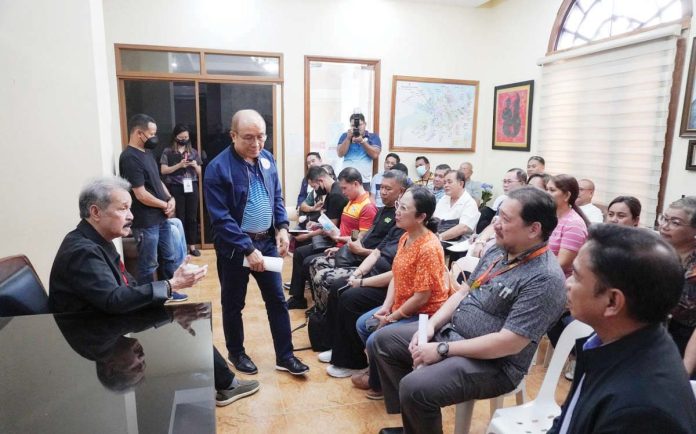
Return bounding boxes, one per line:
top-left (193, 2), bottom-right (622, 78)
top-left (115, 44), bottom-right (284, 249)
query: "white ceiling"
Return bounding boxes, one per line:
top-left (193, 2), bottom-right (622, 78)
top-left (394, 0), bottom-right (492, 7)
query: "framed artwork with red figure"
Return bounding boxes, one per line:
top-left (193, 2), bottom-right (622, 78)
top-left (492, 80), bottom-right (534, 151)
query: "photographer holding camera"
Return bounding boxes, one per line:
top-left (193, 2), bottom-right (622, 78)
top-left (337, 112), bottom-right (381, 190)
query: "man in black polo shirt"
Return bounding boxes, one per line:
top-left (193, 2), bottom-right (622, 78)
top-left (119, 114), bottom-right (180, 292)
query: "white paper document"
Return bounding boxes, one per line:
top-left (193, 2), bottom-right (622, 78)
top-left (242, 256), bottom-right (284, 273)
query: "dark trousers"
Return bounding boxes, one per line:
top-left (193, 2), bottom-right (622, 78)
top-left (330, 285), bottom-right (386, 369)
top-left (214, 346), bottom-right (234, 390)
top-left (168, 182), bottom-right (199, 245)
top-left (288, 243), bottom-right (322, 299)
top-left (216, 237), bottom-right (293, 362)
top-left (369, 322), bottom-right (515, 434)
top-left (668, 320), bottom-right (695, 356)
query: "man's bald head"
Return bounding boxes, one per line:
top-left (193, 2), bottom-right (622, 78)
top-left (578, 178), bottom-right (596, 206)
top-left (459, 162), bottom-right (473, 180)
top-left (231, 109), bottom-right (266, 133)
top-left (230, 109), bottom-right (267, 161)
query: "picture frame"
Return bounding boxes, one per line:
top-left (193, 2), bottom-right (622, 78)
top-left (492, 80), bottom-right (534, 151)
top-left (389, 75), bottom-right (479, 153)
top-left (687, 140), bottom-right (696, 171)
top-left (681, 39), bottom-right (696, 137)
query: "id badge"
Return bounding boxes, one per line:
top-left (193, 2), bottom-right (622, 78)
top-left (183, 178), bottom-right (194, 193)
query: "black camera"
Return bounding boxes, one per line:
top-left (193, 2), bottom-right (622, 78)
top-left (351, 113), bottom-right (362, 138)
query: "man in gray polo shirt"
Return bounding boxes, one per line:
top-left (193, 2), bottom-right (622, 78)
top-left (371, 187), bottom-right (566, 434)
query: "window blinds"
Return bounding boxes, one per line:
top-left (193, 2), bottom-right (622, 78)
top-left (536, 25), bottom-right (681, 226)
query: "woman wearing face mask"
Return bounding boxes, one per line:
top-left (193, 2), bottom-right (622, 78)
top-left (160, 124), bottom-right (203, 256)
top-left (606, 196), bottom-right (641, 227)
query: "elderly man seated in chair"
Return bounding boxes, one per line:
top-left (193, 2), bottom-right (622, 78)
top-left (370, 187), bottom-right (567, 434)
top-left (48, 176), bottom-right (259, 406)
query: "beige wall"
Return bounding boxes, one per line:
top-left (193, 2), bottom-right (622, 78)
top-left (101, 0), bottom-right (563, 203)
top-left (0, 0), bottom-right (113, 284)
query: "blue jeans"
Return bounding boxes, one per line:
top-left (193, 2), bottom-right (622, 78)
top-left (216, 237), bottom-right (294, 363)
top-left (132, 220), bottom-right (178, 284)
top-left (167, 218), bottom-right (187, 267)
top-left (357, 306), bottom-right (419, 391)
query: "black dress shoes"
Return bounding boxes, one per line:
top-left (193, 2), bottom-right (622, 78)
top-left (228, 352), bottom-right (258, 374)
top-left (286, 296), bottom-right (308, 310)
top-left (378, 428), bottom-right (404, 434)
top-left (275, 356), bottom-right (310, 375)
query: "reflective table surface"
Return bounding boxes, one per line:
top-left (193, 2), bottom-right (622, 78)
top-left (0, 303), bottom-right (215, 434)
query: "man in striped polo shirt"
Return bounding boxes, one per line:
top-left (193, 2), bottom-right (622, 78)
top-left (205, 109), bottom-right (309, 377)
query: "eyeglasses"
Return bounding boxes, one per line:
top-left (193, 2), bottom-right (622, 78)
top-left (658, 214), bottom-right (689, 228)
top-left (237, 134), bottom-right (267, 143)
top-left (394, 200), bottom-right (410, 212)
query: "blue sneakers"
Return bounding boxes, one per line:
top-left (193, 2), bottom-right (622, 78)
top-left (168, 292), bottom-right (189, 302)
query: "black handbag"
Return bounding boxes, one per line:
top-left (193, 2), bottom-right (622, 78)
top-left (311, 235), bottom-right (335, 252)
top-left (334, 245), bottom-right (363, 268)
top-left (437, 218), bottom-right (460, 233)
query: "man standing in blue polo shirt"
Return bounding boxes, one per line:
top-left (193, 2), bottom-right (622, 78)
top-left (204, 109), bottom-right (309, 377)
top-left (337, 112), bottom-right (381, 190)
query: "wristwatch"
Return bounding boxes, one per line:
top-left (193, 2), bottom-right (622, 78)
top-left (437, 342), bottom-right (449, 359)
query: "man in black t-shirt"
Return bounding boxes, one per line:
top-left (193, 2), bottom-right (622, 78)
top-left (119, 114), bottom-right (179, 286)
top-left (287, 165), bottom-right (348, 309)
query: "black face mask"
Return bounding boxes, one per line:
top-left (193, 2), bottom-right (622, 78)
top-left (175, 138), bottom-right (190, 146)
top-left (143, 134), bottom-right (159, 149)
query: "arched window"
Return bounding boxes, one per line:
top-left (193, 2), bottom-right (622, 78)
top-left (550, 0), bottom-right (691, 52)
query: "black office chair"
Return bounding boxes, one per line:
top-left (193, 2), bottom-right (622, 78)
top-left (0, 255), bottom-right (50, 316)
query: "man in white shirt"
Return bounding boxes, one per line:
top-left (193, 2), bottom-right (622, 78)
top-left (577, 179), bottom-right (604, 224)
top-left (433, 170), bottom-right (480, 241)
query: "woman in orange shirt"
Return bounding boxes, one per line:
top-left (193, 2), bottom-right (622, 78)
top-left (346, 187), bottom-right (449, 397)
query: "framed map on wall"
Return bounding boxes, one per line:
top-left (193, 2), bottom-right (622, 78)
top-left (389, 75), bottom-right (479, 153)
top-left (492, 80), bottom-right (534, 151)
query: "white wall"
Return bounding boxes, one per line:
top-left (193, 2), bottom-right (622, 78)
top-left (3, 0), bottom-right (696, 283)
top-left (0, 0), bottom-right (114, 284)
top-left (102, 0), bottom-right (563, 204)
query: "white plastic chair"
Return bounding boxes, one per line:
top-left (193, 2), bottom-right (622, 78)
top-left (454, 381), bottom-right (528, 434)
top-left (452, 254), bottom-right (523, 434)
top-left (453, 255), bottom-right (480, 279)
top-left (485, 320), bottom-right (594, 434)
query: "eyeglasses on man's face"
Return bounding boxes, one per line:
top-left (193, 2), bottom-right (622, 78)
top-left (237, 133), bottom-right (267, 143)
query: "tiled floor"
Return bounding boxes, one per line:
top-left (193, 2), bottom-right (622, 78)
top-left (186, 250), bottom-right (571, 434)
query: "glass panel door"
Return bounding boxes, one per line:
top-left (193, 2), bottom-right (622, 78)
top-left (123, 80), bottom-right (197, 149)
